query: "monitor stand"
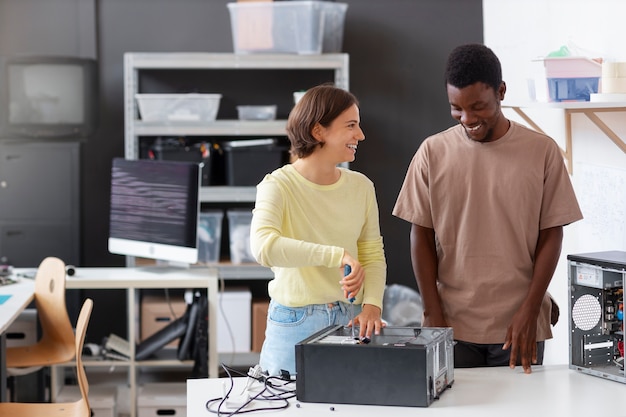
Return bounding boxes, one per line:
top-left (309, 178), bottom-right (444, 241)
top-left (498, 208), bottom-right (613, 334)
top-left (138, 259), bottom-right (193, 274)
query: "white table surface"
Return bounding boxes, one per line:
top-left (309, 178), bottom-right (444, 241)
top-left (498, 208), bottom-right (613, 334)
top-left (0, 277), bottom-right (35, 401)
top-left (0, 278), bottom-right (34, 334)
top-left (187, 364), bottom-right (626, 417)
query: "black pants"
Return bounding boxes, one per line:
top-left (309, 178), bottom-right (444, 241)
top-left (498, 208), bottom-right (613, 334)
top-left (454, 340), bottom-right (545, 368)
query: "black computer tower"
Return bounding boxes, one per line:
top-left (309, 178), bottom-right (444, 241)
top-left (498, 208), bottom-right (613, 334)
top-left (295, 325), bottom-right (454, 407)
top-left (568, 251), bottom-right (625, 383)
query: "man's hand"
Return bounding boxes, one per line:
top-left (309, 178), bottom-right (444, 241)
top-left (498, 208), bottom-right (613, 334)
top-left (503, 306), bottom-right (539, 374)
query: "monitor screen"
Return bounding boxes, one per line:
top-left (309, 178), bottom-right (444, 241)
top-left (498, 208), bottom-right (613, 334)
top-left (0, 55), bottom-right (97, 138)
top-left (108, 158), bottom-right (201, 266)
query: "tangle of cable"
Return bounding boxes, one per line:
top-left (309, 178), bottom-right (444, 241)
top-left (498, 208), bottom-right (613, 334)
top-left (204, 363), bottom-right (295, 415)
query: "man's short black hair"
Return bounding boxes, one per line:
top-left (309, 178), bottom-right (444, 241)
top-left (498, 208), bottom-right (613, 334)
top-left (444, 43), bottom-right (502, 92)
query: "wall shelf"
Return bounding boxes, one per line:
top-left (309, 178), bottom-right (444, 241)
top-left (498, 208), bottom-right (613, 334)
top-left (502, 101), bottom-right (626, 174)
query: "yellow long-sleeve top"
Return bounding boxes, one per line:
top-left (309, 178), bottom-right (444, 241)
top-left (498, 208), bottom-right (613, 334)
top-left (250, 164), bottom-right (386, 309)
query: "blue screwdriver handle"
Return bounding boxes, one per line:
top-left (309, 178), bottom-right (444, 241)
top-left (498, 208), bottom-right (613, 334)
top-left (344, 265), bottom-right (355, 302)
top-left (344, 264), bottom-right (357, 340)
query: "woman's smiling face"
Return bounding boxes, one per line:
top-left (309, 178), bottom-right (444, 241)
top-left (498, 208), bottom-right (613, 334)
top-left (315, 103), bottom-right (365, 164)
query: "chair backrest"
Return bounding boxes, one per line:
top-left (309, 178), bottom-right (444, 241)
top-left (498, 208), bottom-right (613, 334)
top-left (6, 256), bottom-right (75, 368)
top-left (74, 298), bottom-right (93, 414)
top-left (34, 256), bottom-right (75, 362)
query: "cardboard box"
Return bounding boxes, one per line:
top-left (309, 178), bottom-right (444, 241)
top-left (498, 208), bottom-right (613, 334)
top-left (251, 299), bottom-right (269, 352)
top-left (141, 295), bottom-right (187, 348)
top-left (138, 383), bottom-right (186, 417)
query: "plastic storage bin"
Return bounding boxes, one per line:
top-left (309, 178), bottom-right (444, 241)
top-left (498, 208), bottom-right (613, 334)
top-left (197, 210), bottom-right (223, 264)
top-left (57, 385), bottom-right (118, 417)
top-left (227, 1), bottom-right (348, 54)
top-left (135, 93), bottom-right (222, 121)
top-left (548, 77), bottom-right (599, 102)
top-left (543, 57), bottom-right (602, 102)
top-left (5, 309), bottom-right (37, 347)
top-left (217, 288), bottom-right (252, 352)
top-left (227, 209), bottom-right (255, 264)
top-left (237, 105), bottom-right (277, 120)
top-left (141, 137), bottom-right (213, 186)
top-left (138, 383), bottom-right (186, 417)
top-left (222, 138), bottom-right (287, 186)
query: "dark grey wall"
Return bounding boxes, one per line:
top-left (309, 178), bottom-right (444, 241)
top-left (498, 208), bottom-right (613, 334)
top-left (0, 0), bottom-right (482, 344)
top-left (0, 0), bottom-right (483, 291)
top-left (342, 1), bottom-right (483, 288)
top-left (86, 0), bottom-right (483, 290)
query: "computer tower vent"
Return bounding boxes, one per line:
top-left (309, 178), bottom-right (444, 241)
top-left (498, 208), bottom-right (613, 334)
top-left (572, 293), bottom-right (602, 331)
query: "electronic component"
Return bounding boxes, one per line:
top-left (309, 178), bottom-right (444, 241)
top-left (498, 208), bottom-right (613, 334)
top-left (295, 325), bottom-right (454, 407)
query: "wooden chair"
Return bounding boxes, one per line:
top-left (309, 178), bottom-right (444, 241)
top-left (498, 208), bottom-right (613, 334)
top-left (0, 298), bottom-right (93, 416)
top-left (6, 257), bottom-right (75, 371)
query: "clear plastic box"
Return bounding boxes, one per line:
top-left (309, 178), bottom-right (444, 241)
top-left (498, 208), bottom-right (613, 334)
top-left (197, 210), bottom-right (223, 264)
top-left (542, 57), bottom-right (602, 101)
top-left (547, 77), bottom-right (599, 102)
top-left (135, 93), bottom-right (222, 122)
top-left (227, 209), bottom-right (255, 264)
top-left (236, 105), bottom-right (277, 120)
top-left (227, 1), bottom-right (348, 54)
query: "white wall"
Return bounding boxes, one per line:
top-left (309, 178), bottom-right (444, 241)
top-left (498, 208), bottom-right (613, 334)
top-left (483, 0), bottom-right (626, 365)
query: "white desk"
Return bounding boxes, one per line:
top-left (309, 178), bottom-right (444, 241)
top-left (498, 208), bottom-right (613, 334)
top-left (63, 266), bottom-right (219, 374)
top-left (0, 278), bottom-right (35, 401)
top-left (187, 365), bottom-right (626, 416)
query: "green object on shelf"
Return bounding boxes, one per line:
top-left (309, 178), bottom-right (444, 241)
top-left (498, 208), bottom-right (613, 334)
top-left (547, 45), bottom-right (571, 57)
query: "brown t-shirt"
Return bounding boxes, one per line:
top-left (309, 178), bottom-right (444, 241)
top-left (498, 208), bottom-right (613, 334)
top-left (393, 121), bottom-right (583, 343)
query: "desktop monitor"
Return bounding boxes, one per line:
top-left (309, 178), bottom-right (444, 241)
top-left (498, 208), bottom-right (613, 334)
top-left (108, 158), bottom-right (201, 266)
top-left (0, 55), bottom-right (97, 139)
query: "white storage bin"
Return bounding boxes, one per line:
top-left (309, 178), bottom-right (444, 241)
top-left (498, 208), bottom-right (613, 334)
top-left (197, 210), bottom-right (224, 264)
top-left (5, 309), bottom-right (37, 347)
top-left (218, 288), bottom-right (252, 353)
top-left (236, 105), bottom-right (277, 120)
top-left (227, 209), bottom-right (255, 264)
top-left (57, 385), bottom-right (118, 417)
top-left (227, 1), bottom-right (348, 54)
top-left (135, 93), bottom-right (221, 122)
top-left (138, 383), bottom-right (186, 417)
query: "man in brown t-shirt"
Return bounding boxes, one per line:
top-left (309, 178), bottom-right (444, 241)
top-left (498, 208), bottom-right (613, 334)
top-left (393, 44), bottom-right (583, 374)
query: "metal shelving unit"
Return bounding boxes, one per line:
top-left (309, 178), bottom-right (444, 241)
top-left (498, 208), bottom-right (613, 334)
top-left (121, 52), bottom-right (350, 383)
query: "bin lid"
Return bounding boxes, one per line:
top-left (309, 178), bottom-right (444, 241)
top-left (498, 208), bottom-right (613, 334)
top-left (223, 138), bottom-right (276, 148)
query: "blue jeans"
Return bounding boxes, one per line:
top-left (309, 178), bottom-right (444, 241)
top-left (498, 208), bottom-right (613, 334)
top-left (259, 299), bottom-right (361, 377)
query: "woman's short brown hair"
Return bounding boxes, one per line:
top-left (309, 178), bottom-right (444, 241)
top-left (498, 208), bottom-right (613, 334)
top-left (286, 83), bottom-right (359, 159)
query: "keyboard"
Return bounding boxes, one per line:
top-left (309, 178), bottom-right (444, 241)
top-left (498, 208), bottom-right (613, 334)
top-left (0, 275), bottom-right (17, 286)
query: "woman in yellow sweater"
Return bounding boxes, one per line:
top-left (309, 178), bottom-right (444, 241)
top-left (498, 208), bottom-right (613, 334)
top-left (250, 84), bottom-right (387, 377)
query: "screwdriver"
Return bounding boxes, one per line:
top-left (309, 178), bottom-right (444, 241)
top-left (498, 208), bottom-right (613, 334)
top-left (344, 265), bottom-right (356, 340)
